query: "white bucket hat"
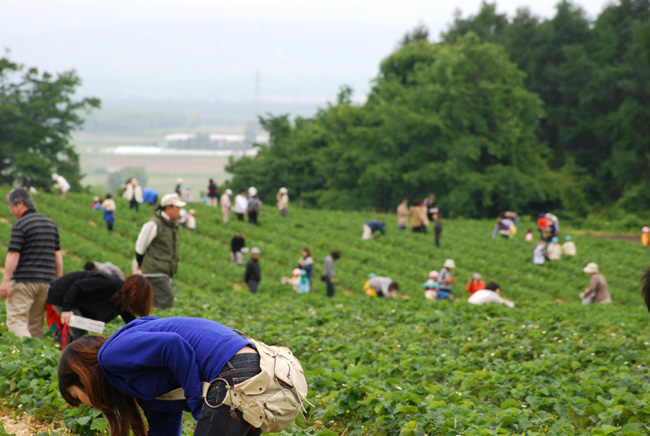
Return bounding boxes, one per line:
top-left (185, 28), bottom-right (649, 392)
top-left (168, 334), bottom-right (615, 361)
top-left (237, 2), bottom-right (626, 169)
top-left (583, 262), bottom-right (599, 274)
top-left (443, 259), bottom-right (455, 269)
top-left (279, 187), bottom-right (288, 194)
top-left (225, 189), bottom-right (233, 196)
top-left (160, 193), bottom-right (187, 207)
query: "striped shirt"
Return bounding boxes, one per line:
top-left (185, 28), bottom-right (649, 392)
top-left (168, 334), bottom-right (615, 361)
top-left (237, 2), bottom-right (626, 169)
top-left (8, 209), bottom-right (61, 283)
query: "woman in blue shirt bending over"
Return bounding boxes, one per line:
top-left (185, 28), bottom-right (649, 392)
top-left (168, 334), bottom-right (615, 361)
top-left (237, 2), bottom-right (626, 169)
top-left (58, 316), bottom-right (262, 436)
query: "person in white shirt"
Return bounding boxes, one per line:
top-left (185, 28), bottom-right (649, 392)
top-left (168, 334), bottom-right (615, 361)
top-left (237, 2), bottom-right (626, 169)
top-left (233, 189), bottom-right (249, 222)
top-left (468, 282), bottom-right (515, 307)
top-left (52, 173), bottom-right (71, 199)
top-left (220, 189), bottom-right (232, 223)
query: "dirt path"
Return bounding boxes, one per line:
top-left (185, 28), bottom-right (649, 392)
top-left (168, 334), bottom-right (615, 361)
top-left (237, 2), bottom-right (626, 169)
top-left (571, 229), bottom-right (641, 245)
top-left (0, 413), bottom-right (66, 436)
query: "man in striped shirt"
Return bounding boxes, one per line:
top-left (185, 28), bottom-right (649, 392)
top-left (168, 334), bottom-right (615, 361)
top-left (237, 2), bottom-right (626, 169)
top-left (1, 187), bottom-right (63, 338)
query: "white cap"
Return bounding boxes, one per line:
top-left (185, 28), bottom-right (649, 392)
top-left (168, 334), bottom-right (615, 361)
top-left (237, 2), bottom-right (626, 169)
top-left (583, 262), bottom-right (599, 274)
top-left (52, 173), bottom-right (59, 180)
top-left (472, 273), bottom-right (481, 280)
top-left (226, 189), bottom-right (233, 196)
top-left (443, 259), bottom-right (456, 269)
top-left (279, 187), bottom-right (288, 194)
top-left (160, 193), bottom-right (187, 207)
top-left (248, 187), bottom-right (258, 196)
top-left (251, 247), bottom-right (260, 254)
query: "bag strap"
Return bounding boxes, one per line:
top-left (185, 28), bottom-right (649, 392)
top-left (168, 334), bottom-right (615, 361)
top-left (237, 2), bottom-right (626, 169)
top-left (155, 382), bottom-right (211, 401)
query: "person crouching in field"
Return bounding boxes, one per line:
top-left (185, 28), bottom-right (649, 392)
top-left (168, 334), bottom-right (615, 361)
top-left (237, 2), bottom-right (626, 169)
top-left (362, 220), bottom-right (386, 240)
top-left (580, 262), bottom-right (611, 304)
top-left (47, 273), bottom-right (152, 341)
top-left (58, 316), bottom-right (308, 436)
top-left (423, 270), bottom-right (440, 300)
top-left (467, 282), bottom-right (515, 307)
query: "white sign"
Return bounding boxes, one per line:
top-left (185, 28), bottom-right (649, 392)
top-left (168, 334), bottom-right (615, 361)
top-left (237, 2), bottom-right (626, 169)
top-left (69, 315), bottom-right (105, 334)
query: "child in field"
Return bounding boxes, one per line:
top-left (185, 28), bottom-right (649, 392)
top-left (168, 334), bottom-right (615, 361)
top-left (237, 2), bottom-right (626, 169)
top-left (186, 209), bottom-right (196, 231)
top-left (524, 229), bottom-right (533, 242)
top-left (642, 227), bottom-right (649, 247)
top-left (101, 193), bottom-right (116, 231)
top-left (423, 270), bottom-right (440, 300)
top-left (90, 196), bottom-right (101, 211)
top-left (547, 237), bottom-right (562, 260)
top-left (282, 268), bottom-right (310, 293)
top-left (466, 273), bottom-right (485, 296)
top-left (438, 259), bottom-right (456, 298)
top-left (230, 230), bottom-right (245, 265)
top-left (562, 236), bottom-right (576, 256)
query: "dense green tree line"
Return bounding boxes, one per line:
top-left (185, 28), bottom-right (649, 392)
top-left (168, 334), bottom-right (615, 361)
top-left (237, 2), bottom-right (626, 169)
top-left (226, 0), bottom-right (650, 218)
top-left (0, 57), bottom-right (99, 190)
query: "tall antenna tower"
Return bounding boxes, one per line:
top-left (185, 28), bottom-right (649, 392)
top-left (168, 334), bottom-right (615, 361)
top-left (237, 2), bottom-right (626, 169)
top-left (255, 69), bottom-right (261, 113)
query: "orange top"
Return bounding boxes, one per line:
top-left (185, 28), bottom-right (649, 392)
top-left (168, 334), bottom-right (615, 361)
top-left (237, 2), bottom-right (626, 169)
top-left (466, 279), bottom-right (485, 295)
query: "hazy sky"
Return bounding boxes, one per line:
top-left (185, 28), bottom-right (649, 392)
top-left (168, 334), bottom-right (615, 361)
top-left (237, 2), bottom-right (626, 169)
top-left (2, 0), bottom-right (611, 104)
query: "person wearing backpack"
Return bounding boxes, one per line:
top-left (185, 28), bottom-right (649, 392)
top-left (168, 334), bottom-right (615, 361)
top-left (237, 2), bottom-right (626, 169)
top-left (58, 316), bottom-right (308, 436)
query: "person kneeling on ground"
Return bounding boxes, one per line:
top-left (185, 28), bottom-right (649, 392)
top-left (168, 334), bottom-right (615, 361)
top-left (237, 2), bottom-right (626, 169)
top-left (58, 316), bottom-right (307, 436)
top-left (467, 282), bottom-right (515, 307)
top-left (366, 276), bottom-right (399, 297)
top-left (580, 262), bottom-right (611, 304)
top-left (362, 220), bottom-right (386, 240)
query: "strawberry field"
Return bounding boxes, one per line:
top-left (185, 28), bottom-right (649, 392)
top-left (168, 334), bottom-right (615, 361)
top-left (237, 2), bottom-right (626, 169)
top-left (1, 189), bottom-right (650, 435)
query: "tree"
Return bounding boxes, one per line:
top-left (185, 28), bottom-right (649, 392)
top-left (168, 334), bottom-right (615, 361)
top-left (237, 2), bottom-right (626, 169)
top-left (107, 167), bottom-right (148, 195)
top-left (0, 55), bottom-right (100, 190)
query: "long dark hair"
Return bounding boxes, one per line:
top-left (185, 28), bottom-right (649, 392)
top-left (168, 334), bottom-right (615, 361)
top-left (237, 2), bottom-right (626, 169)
top-left (112, 274), bottom-right (152, 317)
top-left (642, 266), bottom-right (650, 312)
top-left (58, 336), bottom-right (147, 436)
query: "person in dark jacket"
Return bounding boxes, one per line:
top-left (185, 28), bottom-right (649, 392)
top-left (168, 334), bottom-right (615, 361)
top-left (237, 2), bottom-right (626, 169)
top-left (244, 247), bottom-right (261, 293)
top-left (47, 273), bottom-right (153, 339)
top-left (207, 178), bottom-right (219, 207)
top-left (230, 230), bottom-right (246, 265)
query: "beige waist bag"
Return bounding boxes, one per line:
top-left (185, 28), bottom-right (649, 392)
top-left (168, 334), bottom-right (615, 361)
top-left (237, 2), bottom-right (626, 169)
top-left (216, 335), bottom-right (310, 432)
top-left (157, 333), bottom-right (310, 433)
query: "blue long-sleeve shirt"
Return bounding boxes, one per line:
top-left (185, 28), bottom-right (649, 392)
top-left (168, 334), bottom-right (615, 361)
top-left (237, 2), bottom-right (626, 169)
top-left (98, 316), bottom-right (250, 435)
top-left (365, 220), bottom-right (386, 235)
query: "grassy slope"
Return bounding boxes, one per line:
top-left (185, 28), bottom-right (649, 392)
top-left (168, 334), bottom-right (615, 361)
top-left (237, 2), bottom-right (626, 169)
top-left (1, 190), bottom-right (650, 435)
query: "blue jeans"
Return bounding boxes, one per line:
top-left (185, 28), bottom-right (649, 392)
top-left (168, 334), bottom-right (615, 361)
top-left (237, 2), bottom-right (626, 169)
top-left (194, 353), bottom-right (262, 436)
